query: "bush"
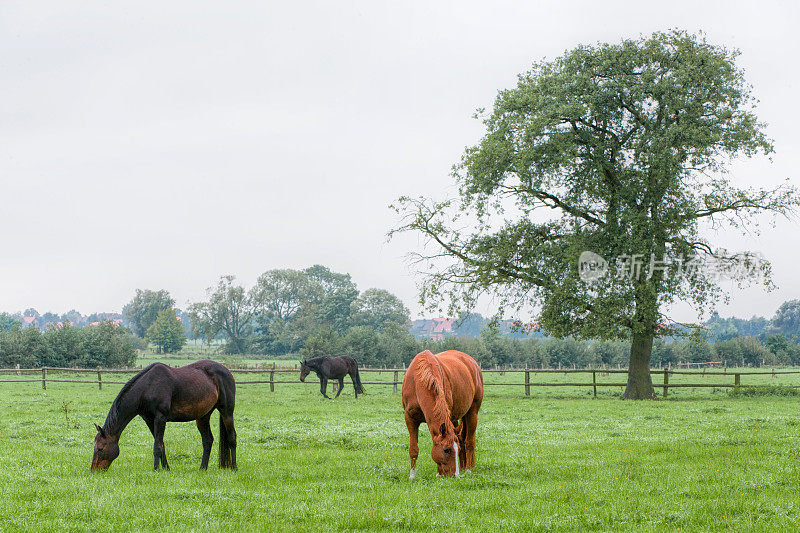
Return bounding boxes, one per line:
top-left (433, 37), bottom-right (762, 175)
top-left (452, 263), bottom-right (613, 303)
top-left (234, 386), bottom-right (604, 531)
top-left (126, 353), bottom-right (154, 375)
top-left (300, 326), bottom-right (344, 359)
top-left (0, 322), bottom-right (136, 368)
top-left (728, 385), bottom-right (800, 397)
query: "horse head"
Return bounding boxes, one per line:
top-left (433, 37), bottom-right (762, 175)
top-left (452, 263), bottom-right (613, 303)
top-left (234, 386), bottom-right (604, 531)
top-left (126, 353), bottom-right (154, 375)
top-left (430, 421), bottom-right (460, 477)
top-left (299, 360), bottom-right (310, 382)
top-left (91, 423), bottom-right (120, 471)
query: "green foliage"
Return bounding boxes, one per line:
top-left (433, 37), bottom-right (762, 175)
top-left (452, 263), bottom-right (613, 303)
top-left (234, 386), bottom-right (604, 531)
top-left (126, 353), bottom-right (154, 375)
top-left (769, 299), bottom-right (800, 338)
top-left (191, 266), bottom-right (409, 357)
top-left (0, 313), bottom-right (21, 333)
top-left (300, 326), bottom-right (344, 359)
top-left (728, 385), bottom-right (800, 397)
top-left (706, 312), bottom-right (770, 340)
top-left (0, 325), bottom-right (47, 368)
top-left (44, 323), bottom-right (85, 367)
top-left (122, 289), bottom-right (175, 337)
top-left (392, 30), bottom-right (798, 398)
top-left (250, 266), bottom-right (359, 355)
top-left (350, 288), bottom-right (410, 332)
top-left (0, 322), bottom-right (136, 368)
top-left (146, 309), bottom-right (187, 354)
top-left (189, 276), bottom-right (253, 355)
top-left (80, 322), bottom-right (137, 367)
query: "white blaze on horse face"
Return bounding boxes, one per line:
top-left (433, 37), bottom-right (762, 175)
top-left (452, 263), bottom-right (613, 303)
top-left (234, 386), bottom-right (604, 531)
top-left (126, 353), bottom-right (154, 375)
top-left (453, 442), bottom-right (460, 477)
top-left (409, 466), bottom-right (416, 480)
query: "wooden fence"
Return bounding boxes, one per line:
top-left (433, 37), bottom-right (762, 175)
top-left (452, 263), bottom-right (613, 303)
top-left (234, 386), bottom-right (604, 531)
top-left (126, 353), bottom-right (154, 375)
top-left (1, 366), bottom-right (799, 397)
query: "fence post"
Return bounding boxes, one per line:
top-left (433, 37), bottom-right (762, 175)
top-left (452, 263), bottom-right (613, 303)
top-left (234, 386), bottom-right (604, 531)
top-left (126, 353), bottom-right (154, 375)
top-left (270, 363), bottom-right (275, 393)
top-left (734, 373), bottom-right (740, 391)
top-left (592, 370), bottom-right (597, 399)
top-left (42, 367), bottom-right (46, 390)
top-left (663, 369), bottom-right (669, 398)
top-left (98, 367), bottom-right (102, 391)
top-left (525, 371), bottom-right (530, 396)
top-left (393, 371), bottom-right (398, 394)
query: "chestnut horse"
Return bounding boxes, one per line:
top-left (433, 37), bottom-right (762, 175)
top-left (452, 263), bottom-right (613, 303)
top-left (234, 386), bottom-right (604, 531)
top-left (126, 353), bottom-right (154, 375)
top-left (402, 350), bottom-right (483, 478)
top-left (91, 359), bottom-right (237, 471)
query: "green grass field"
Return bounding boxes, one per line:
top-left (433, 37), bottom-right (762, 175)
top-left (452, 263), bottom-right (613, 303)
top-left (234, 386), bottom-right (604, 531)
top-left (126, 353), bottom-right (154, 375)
top-left (1, 372), bottom-right (800, 531)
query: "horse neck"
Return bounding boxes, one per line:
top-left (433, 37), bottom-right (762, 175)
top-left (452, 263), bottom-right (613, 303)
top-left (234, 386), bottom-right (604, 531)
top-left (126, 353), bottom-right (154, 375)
top-left (416, 370), bottom-right (453, 434)
top-left (103, 386), bottom-right (139, 438)
top-left (309, 358), bottom-right (326, 374)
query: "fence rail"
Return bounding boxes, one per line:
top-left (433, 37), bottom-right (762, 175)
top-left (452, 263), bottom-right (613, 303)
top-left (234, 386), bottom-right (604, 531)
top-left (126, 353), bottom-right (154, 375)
top-left (2, 365), bottom-right (799, 397)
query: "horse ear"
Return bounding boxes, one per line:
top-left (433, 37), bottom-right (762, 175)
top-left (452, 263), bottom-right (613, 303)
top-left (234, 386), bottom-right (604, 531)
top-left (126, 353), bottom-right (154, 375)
top-left (94, 423), bottom-right (105, 436)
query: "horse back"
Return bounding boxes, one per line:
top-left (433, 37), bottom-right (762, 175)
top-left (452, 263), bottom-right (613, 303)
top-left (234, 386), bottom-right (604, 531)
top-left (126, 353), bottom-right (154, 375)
top-left (167, 360), bottom-right (235, 421)
top-left (437, 351), bottom-right (483, 414)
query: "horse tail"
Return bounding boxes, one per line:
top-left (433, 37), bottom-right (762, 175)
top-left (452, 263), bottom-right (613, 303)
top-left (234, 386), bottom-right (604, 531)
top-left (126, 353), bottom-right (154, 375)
top-left (353, 365), bottom-right (365, 394)
top-left (219, 414), bottom-right (232, 468)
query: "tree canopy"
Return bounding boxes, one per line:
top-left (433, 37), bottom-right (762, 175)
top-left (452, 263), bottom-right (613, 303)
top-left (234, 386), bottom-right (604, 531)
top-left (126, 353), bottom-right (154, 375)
top-left (188, 266), bottom-right (410, 355)
top-left (188, 276), bottom-right (253, 355)
top-left (146, 309), bottom-right (188, 354)
top-left (393, 30), bottom-right (798, 398)
top-left (122, 289), bottom-right (176, 337)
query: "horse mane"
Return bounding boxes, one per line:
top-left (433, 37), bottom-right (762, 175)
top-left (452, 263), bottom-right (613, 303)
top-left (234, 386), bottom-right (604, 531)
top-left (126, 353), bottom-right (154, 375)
top-left (303, 356), bottom-right (328, 368)
top-left (103, 363), bottom-right (159, 434)
top-left (414, 351), bottom-right (450, 426)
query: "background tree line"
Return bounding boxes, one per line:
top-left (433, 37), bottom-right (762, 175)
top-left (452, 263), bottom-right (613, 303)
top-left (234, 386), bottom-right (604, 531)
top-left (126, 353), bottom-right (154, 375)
top-left (0, 320), bottom-right (136, 368)
top-left (1, 263), bottom-right (797, 368)
top-left (187, 265), bottom-right (411, 357)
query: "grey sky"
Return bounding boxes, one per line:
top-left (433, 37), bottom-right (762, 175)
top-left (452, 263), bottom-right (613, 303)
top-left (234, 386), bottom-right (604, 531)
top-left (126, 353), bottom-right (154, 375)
top-left (1, 1), bottom-right (797, 321)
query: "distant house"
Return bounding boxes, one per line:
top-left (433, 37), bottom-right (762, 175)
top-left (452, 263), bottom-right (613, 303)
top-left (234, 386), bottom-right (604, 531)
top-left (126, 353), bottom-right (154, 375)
top-left (90, 319), bottom-right (123, 327)
top-left (431, 318), bottom-right (455, 340)
top-left (21, 316), bottom-right (37, 328)
top-left (410, 316), bottom-right (544, 339)
top-left (410, 317), bottom-right (456, 340)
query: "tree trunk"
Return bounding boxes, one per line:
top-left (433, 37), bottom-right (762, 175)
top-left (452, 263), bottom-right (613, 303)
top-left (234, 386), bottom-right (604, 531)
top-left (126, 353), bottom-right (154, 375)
top-left (622, 331), bottom-right (656, 399)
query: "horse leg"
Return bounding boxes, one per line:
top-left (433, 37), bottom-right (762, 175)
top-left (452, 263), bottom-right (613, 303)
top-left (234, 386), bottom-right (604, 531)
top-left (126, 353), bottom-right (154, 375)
top-left (405, 412), bottom-right (420, 480)
top-left (153, 413), bottom-right (169, 470)
top-left (196, 413), bottom-right (213, 470)
top-left (320, 377), bottom-right (331, 399)
top-left (142, 413), bottom-right (155, 437)
top-left (350, 371), bottom-right (359, 398)
top-left (457, 419), bottom-right (467, 472)
top-left (334, 377), bottom-right (344, 398)
top-left (462, 404), bottom-right (479, 471)
top-left (220, 413), bottom-right (237, 469)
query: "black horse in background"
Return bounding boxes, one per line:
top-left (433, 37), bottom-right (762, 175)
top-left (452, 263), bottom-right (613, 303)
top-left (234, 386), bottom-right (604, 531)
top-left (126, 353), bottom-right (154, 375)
top-left (300, 355), bottom-right (364, 399)
top-left (91, 359), bottom-right (237, 471)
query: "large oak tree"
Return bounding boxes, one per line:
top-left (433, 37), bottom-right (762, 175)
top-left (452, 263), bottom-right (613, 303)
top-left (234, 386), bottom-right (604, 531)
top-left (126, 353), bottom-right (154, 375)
top-left (393, 31), bottom-right (797, 398)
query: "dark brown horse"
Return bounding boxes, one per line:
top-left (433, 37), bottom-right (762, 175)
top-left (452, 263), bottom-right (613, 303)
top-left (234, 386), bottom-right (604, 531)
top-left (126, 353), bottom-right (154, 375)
top-left (299, 355), bottom-right (364, 399)
top-left (91, 359), bottom-right (237, 471)
top-left (402, 350), bottom-right (483, 478)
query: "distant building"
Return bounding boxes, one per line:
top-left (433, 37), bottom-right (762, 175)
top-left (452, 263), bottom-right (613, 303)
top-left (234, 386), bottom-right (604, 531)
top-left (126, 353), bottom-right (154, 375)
top-left (410, 317), bottom-right (456, 340)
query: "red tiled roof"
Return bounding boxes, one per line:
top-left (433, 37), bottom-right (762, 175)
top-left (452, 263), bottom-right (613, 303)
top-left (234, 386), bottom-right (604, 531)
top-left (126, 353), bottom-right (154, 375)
top-left (432, 318), bottom-right (454, 333)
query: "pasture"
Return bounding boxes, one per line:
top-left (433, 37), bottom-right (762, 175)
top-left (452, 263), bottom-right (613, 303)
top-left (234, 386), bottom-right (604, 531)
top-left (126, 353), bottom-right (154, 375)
top-left (1, 374), bottom-right (799, 531)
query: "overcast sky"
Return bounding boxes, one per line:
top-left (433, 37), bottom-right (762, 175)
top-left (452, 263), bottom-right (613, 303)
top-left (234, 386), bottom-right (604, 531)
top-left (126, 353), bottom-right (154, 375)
top-left (1, 1), bottom-right (797, 322)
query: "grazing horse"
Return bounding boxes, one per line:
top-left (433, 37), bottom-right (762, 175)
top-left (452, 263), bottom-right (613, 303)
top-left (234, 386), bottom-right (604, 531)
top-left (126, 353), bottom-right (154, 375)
top-left (402, 350), bottom-right (483, 478)
top-left (91, 359), bottom-right (237, 471)
top-left (299, 355), bottom-right (364, 399)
